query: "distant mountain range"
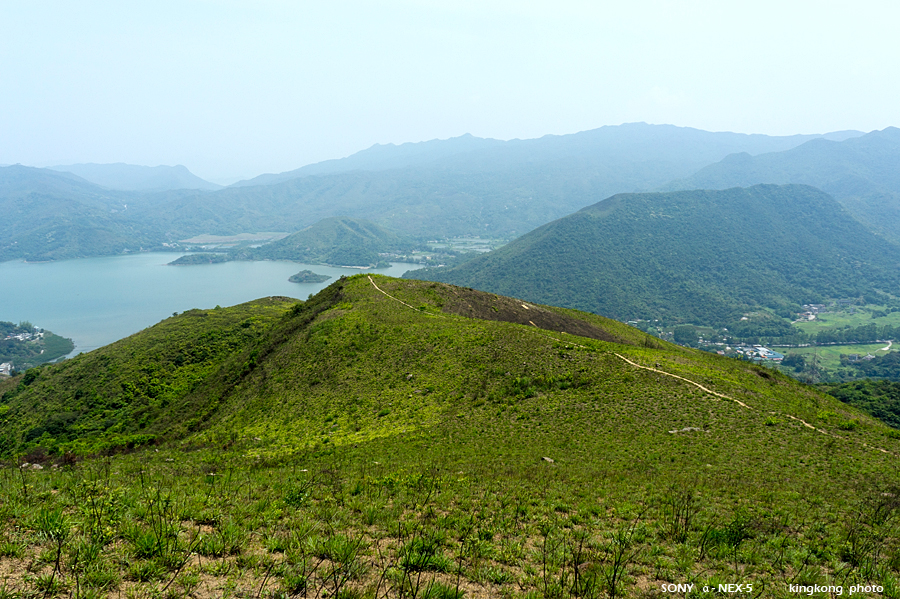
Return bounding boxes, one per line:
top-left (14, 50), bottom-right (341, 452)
top-left (49, 163), bottom-right (221, 192)
top-left (127, 123), bottom-right (869, 241)
top-left (1, 123), bottom-right (888, 263)
top-left (667, 127), bottom-right (900, 242)
top-left (231, 123), bottom-right (862, 187)
top-left (409, 184), bottom-right (900, 326)
top-left (0, 165), bottom-right (158, 261)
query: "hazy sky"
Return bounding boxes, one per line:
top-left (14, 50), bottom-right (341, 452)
top-left (2, 1), bottom-right (898, 183)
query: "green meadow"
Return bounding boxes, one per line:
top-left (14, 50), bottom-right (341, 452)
top-left (784, 343), bottom-right (892, 372)
top-left (2, 276), bottom-right (899, 598)
top-left (794, 305), bottom-right (900, 336)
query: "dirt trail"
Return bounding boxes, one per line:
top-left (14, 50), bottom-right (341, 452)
top-left (368, 275), bottom-right (446, 317)
top-left (610, 352), bottom-right (749, 408)
top-left (366, 276), bottom-right (897, 457)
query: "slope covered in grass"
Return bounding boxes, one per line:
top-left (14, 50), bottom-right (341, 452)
top-left (0, 297), bottom-right (295, 455)
top-left (2, 276), bottom-right (900, 596)
top-left (1, 274), bottom-right (896, 480)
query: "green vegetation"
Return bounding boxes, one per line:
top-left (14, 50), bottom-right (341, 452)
top-left (413, 184), bottom-right (900, 327)
top-left (0, 298), bottom-right (291, 455)
top-left (0, 166), bottom-right (165, 262)
top-left (0, 321), bottom-right (74, 371)
top-left (4, 124), bottom-right (850, 263)
top-left (245, 217), bottom-right (415, 267)
top-left (794, 302), bottom-right (900, 337)
top-left (820, 379), bottom-right (900, 429)
top-left (288, 270), bottom-right (331, 284)
top-left (782, 344), bottom-right (889, 377)
top-left (167, 252), bottom-right (231, 265)
top-left (670, 127), bottom-right (900, 242)
top-left (1, 276), bottom-right (899, 595)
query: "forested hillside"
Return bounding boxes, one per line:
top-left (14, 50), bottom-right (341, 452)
top-left (410, 184), bottom-right (900, 325)
top-left (245, 217), bottom-right (414, 266)
top-left (0, 165), bottom-right (162, 261)
top-left (668, 127), bottom-right (900, 242)
top-left (1, 125), bottom-right (866, 261)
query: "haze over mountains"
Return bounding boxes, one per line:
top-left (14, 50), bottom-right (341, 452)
top-left (1, 123), bottom-right (877, 262)
top-left (230, 123), bottom-right (862, 187)
top-left (48, 163), bottom-right (221, 192)
top-left (667, 127), bottom-right (900, 242)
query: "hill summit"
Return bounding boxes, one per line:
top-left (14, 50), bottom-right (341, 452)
top-left (1, 276), bottom-right (899, 595)
top-left (246, 216), bottom-right (412, 266)
top-left (668, 127), bottom-right (900, 242)
top-left (411, 184), bottom-right (900, 325)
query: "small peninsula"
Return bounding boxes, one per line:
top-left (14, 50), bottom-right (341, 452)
top-left (1, 321), bottom-right (74, 373)
top-left (168, 253), bottom-right (231, 265)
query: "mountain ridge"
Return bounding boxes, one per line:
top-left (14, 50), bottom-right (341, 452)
top-left (666, 126), bottom-right (900, 241)
top-left (231, 122), bottom-right (864, 187)
top-left (407, 184), bottom-right (900, 326)
top-left (49, 162), bottom-right (222, 192)
top-left (2, 275), bottom-right (899, 594)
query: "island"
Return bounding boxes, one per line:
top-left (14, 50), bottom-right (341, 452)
top-left (168, 253), bottom-right (231, 265)
top-left (288, 270), bottom-right (331, 284)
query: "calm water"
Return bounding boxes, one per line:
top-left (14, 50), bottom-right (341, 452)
top-left (0, 253), bottom-right (421, 356)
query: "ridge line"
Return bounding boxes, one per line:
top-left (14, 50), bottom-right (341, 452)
top-left (364, 276), bottom-right (897, 457)
top-left (367, 275), bottom-right (446, 317)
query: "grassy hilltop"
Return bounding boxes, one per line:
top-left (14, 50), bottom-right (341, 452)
top-left (1, 276), bottom-right (899, 597)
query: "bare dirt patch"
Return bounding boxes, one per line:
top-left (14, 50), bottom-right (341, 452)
top-left (436, 284), bottom-right (628, 344)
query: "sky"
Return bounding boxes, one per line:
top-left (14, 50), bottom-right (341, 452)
top-left (1, 0), bottom-right (898, 184)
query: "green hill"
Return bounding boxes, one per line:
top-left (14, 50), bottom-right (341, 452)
top-left (149, 125), bottom-right (863, 241)
top-left (0, 165), bottom-right (162, 261)
top-left (245, 216), bottom-right (412, 266)
top-left (1, 276), bottom-right (899, 595)
top-left (668, 127), bottom-right (900, 242)
top-left (410, 184), bottom-right (900, 326)
top-left (2, 125), bottom-right (868, 261)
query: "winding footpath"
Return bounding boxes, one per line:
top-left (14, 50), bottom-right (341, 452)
top-left (366, 276), bottom-right (898, 457)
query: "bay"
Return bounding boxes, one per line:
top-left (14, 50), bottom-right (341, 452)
top-left (0, 253), bottom-right (421, 356)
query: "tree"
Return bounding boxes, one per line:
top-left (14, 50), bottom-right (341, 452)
top-left (673, 326), bottom-right (699, 346)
